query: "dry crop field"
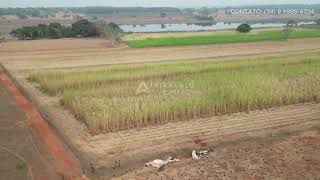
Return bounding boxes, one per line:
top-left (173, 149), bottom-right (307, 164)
top-left (29, 51), bottom-right (320, 134)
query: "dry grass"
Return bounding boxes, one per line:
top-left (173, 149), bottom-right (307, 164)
top-left (28, 51), bottom-right (320, 134)
top-left (1, 38), bottom-right (320, 71)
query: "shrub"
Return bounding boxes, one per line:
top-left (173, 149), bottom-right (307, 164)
top-left (237, 23), bottom-right (252, 33)
top-left (103, 22), bottom-right (123, 45)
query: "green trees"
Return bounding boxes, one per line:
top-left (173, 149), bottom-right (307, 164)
top-left (10, 19), bottom-right (99, 40)
top-left (37, 24), bottom-right (49, 38)
top-left (71, 19), bottom-right (98, 37)
top-left (10, 26), bottom-right (38, 40)
top-left (48, 23), bottom-right (63, 38)
top-left (102, 22), bottom-right (123, 45)
top-left (10, 23), bottom-right (70, 40)
top-left (236, 23), bottom-right (252, 33)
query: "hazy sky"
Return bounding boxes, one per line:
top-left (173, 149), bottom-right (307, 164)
top-left (1, 0), bottom-right (319, 8)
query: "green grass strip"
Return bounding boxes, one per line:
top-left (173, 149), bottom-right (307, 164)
top-left (127, 29), bottom-right (320, 48)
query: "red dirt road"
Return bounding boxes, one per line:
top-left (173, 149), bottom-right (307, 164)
top-left (0, 65), bottom-right (82, 179)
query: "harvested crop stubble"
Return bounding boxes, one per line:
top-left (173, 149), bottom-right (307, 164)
top-left (29, 52), bottom-right (320, 134)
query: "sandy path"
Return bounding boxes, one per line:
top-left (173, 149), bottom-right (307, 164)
top-left (1, 38), bottom-right (320, 70)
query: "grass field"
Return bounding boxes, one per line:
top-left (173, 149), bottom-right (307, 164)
top-left (127, 28), bottom-right (320, 48)
top-left (29, 51), bottom-right (320, 134)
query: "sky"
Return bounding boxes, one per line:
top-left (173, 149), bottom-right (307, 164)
top-left (1, 0), bottom-right (320, 8)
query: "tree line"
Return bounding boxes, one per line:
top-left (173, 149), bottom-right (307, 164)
top-left (10, 19), bottom-right (123, 43)
top-left (10, 19), bottom-right (97, 40)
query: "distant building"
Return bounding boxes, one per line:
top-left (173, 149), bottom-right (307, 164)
top-left (287, 20), bottom-right (298, 27)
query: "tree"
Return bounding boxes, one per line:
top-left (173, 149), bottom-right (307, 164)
top-left (316, 19), bottom-right (320, 25)
top-left (9, 20), bottom-right (98, 40)
top-left (10, 29), bottom-right (22, 39)
top-left (48, 23), bottom-right (63, 39)
top-left (10, 26), bottom-right (37, 40)
top-left (37, 24), bottom-right (49, 38)
top-left (61, 26), bottom-right (73, 38)
top-left (103, 22), bottom-right (122, 45)
top-left (71, 19), bottom-right (98, 37)
top-left (236, 23), bottom-right (252, 33)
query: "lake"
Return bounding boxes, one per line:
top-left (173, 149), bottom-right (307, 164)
top-left (120, 21), bottom-right (316, 33)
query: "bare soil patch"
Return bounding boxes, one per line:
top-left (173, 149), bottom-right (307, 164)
top-left (0, 65), bottom-right (82, 179)
top-left (116, 130), bottom-right (320, 180)
top-left (0, 72), bottom-right (57, 179)
top-left (1, 38), bottom-right (320, 70)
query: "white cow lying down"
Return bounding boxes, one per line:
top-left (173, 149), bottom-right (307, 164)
top-left (145, 157), bottom-right (180, 169)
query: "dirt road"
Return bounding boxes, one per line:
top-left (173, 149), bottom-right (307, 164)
top-left (1, 38), bottom-right (320, 70)
top-left (0, 73), bottom-right (57, 179)
top-left (0, 65), bottom-right (82, 179)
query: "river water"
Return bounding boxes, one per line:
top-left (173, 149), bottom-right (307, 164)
top-left (120, 21), bottom-right (316, 33)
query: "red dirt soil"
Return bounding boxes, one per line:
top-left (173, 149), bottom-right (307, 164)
top-left (0, 65), bottom-right (82, 179)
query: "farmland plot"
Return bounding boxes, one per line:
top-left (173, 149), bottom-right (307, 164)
top-left (29, 51), bottom-right (320, 134)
